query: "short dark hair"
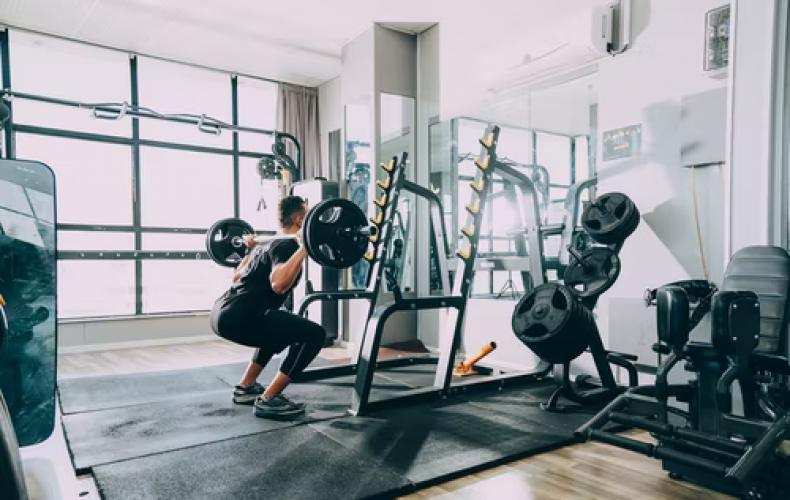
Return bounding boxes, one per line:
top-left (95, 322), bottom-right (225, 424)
top-left (279, 195), bottom-right (306, 228)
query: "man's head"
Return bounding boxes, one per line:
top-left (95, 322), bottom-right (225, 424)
top-left (278, 195), bottom-right (307, 231)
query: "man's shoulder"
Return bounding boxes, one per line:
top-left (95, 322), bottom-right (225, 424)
top-left (267, 237), bottom-right (299, 255)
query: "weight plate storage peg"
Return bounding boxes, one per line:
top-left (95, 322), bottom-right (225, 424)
top-left (581, 192), bottom-right (640, 244)
top-left (563, 246), bottom-right (622, 299)
top-left (511, 283), bottom-right (597, 364)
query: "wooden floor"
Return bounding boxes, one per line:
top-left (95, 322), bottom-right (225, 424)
top-left (58, 340), bottom-right (733, 500)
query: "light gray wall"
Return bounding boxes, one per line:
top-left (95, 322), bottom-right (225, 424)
top-left (58, 315), bottom-right (214, 352)
top-left (416, 0), bottom-right (740, 375)
top-left (582, 0), bottom-right (730, 372)
top-left (727, 0), bottom-right (780, 254)
top-left (340, 25), bottom-right (420, 349)
top-left (374, 25), bottom-right (418, 98)
top-left (341, 28), bottom-right (374, 105)
top-left (416, 25), bottom-right (442, 349)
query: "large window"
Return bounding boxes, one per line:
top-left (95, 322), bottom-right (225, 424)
top-left (3, 31), bottom-right (279, 318)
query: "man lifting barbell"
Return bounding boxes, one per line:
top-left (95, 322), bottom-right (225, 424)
top-left (209, 196), bottom-right (326, 418)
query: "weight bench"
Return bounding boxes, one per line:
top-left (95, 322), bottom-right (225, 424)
top-left (576, 245), bottom-right (790, 498)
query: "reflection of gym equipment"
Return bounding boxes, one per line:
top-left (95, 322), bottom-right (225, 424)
top-left (577, 246), bottom-right (790, 499)
top-left (345, 143), bottom-right (372, 289)
top-left (0, 158), bottom-right (57, 499)
top-left (205, 199), bottom-right (378, 269)
top-left (383, 200), bottom-right (412, 290)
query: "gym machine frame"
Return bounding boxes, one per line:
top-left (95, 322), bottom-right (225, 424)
top-left (576, 288), bottom-right (790, 495)
top-left (348, 125), bottom-right (564, 415)
top-left (289, 154), bottom-right (453, 386)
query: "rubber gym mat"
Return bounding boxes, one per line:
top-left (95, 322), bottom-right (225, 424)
top-left (93, 425), bottom-right (414, 500)
top-left (62, 373), bottom-right (411, 472)
top-left (374, 362), bottom-right (440, 388)
top-left (309, 396), bottom-right (574, 485)
top-left (375, 361), bottom-right (513, 390)
top-left (458, 382), bottom-right (613, 433)
top-left (58, 357), bottom-right (335, 415)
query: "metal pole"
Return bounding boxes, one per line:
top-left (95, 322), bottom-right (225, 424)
top-left (1, 30), bottom-right (15, 159)
top-left (130, 55), bottom-right (143, 315)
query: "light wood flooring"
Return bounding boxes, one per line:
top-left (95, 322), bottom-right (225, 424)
top-left (58, 340), bottom-right (733, 500)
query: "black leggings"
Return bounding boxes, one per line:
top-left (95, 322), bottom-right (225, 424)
top-left (214, 307), bottom-right (326, 378)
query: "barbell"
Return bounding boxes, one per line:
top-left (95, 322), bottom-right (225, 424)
top-left (206, 198), bottom-right (378, 269)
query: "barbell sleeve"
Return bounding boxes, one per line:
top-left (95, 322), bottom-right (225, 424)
top-left (339, 226), bottom-right (378, 238)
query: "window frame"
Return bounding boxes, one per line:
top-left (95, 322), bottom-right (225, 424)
top-left (0, 30), bottom-right (279, 318)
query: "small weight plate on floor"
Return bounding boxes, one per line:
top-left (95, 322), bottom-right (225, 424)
top-left (511, 283), bottom-right (594, 364)
top-left (304, 198), bottom-right (369, 269)
top-left (563, 247), bottom-right (621, 299)
top-left (206, 218), bottom-right (254, 267)
top-left (581, 192), bottom-right (640, 244)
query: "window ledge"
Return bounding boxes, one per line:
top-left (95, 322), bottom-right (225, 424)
top-left (58, 310), bottom-right (210, 324)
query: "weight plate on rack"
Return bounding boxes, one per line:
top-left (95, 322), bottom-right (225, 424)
top-left (581, 192), bottom-right (640, 244)
top-left (304, 198), bottom-right (369, 269)
top-left (206, 218), bottom-right (254, 268)
top-left (511, 283), bottom-right (595, 364)
top-left (563, 246), bottom-right (622, 299)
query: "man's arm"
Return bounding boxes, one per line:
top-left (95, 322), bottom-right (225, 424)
top-left (232, 253), bottom-right (253, 283)
top-left (270, 245), bottom-right (307, 294)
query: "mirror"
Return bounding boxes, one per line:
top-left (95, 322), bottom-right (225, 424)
top-left (379, 93), bottom-right (415, 291)
top-left (0, 159), bottom-right (57, 446)
top-left (344, 98), bottom-right (372, 289)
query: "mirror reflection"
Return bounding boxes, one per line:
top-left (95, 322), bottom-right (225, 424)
top-left (379, 93), bottom-right (415, 292)
top-left (345, 99), bottom-right (372, 289)
top-left (0, 159), bottom-right (57, 446)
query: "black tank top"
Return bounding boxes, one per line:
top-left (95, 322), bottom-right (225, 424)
top-left (210, 239), bottom-right (302, 332)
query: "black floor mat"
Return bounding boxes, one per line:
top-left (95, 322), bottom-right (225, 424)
top-left (63, 373), bottom-right (411, 471)
top-left (93, 425), bottom-right (414, 500)
top-left (58, 357), bottom-right (335, 415)
top-left (375, 362), bottom-right (499, 389)
top-left (309, 396), bottom-right (575, 485)
top-left (458, 382), bottom-right (609, 433)
top-left (374, 363), bottom-right (438, 388)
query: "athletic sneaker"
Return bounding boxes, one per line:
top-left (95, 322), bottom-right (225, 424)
top-left (232, 383), bottom-right (265, 405)
top-left (253, 394), bottom-right (306, 418)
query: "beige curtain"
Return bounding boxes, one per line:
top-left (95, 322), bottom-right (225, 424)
top-left (277, 83), bottom-right (321, 180)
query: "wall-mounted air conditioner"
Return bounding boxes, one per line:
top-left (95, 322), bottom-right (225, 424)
top-left (439, 0), bottom-right (632, 122)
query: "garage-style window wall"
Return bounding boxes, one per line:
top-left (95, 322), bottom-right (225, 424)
top-left (429, 117), bottom-right (590, 297)
top-left (1, 31), bottom-right (280, 319)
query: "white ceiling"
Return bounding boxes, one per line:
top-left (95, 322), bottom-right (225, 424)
top-left (0, 0), bottom-right (610, 86)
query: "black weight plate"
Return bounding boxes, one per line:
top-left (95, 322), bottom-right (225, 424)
top-left (581, 192), bottom-right (638, 244)
top-left (564, 246), bottom-right (622, 299)
top-left (304, 198), bottom-right (368, 269)
top-left (512, 283), bottom-right (593, 363)
top-left (206, 218), bottom-right (253, 268)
